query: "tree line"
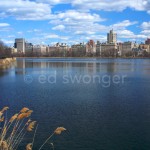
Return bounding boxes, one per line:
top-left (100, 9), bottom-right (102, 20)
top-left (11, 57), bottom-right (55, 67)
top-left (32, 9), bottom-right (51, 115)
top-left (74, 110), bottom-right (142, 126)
top-left (0, 40), bottom-right (12, 58)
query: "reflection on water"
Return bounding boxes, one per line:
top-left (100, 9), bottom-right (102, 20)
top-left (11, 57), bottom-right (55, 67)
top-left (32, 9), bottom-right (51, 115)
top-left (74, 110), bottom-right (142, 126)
top-left (0, 69), bottom-right (8, 77)
top-left (5, 58), bottom-right (149, 77)
top-left (0, 58), bottom-right (150, 150)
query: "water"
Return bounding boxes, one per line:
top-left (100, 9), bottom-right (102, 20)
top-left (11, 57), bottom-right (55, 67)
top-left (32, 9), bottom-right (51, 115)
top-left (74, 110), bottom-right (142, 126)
top-left (0, 58), bottom-right (150, 150)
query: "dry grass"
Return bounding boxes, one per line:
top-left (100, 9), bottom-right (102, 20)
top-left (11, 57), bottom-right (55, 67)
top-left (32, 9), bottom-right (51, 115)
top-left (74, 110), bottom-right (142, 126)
top-left (0, 106), bottom-right (66, 150)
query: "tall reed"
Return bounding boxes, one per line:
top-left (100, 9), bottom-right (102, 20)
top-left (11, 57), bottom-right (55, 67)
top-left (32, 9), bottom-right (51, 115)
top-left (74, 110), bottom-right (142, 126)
top-left (0, 106), bottom-right (66, 150)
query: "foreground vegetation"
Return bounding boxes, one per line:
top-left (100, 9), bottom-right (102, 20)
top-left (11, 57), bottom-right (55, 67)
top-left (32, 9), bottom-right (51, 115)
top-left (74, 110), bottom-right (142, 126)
top-left (0, 107), bottom-right (66, 150)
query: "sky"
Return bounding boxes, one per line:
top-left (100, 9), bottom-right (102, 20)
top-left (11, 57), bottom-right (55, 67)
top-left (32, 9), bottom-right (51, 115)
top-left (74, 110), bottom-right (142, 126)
top-left (0, 0), bottom-right (150, 46)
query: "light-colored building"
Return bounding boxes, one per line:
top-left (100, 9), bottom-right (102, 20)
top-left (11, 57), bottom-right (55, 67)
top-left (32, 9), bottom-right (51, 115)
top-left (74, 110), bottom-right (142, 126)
top-left (101, 43), bottom-right (117, 51)
top-left (86, 40), bottom-right (96, 54)
top-left (117, 43), bottom-right (122, 56)
top-left (32, 45), bottom-right (47, 55)
top-left (33, 45), bottom-right (42, 56)
top-left (147, 45), bottom-right (150, 53)
top-left (59, 43), bottom-right (69, 51)
top-left (101, 43), bottom-right (118, 56)
top-left (71, 44), bottom-right (82, 50)
top-left (40, 45), bottom-right (47, 54)
top-left (46, 43), bottom-right (70, 56)
top-left (25, 42), bottom-right (33, 54)
top-left (107, 29), bottom-right (117, 44)
top-left (11, 47), bottom-right (17, 54)
top-left (47, 46), bottom-right (58, 53)
top-left (121, 42), bottom-right (134, 56)
top-left (14, 38), bottom-right (25, 53)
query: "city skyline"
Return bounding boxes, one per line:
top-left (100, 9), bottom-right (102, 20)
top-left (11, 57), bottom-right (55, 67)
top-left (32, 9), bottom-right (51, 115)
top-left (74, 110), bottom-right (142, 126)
top-left (0, 0), bottom-right (150, 46)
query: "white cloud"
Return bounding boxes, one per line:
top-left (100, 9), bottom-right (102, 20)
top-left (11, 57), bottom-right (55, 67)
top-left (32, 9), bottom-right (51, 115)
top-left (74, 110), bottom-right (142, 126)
top-left (49, 10), bottom-right (105, 33)
top-left (8, 35), bottom-right (15, 38)
top-left (50, 16), bottom-right (139, 42)
top-left (118, 30), bottom-right (147, 39)
top-left (141, 30), bottom-right (150, 35)
top-left (140, 22), bottom-right (150, 38)
top-left (111, 20), bottom-right (146, 40)
top-left (0, 23), bottom-right (10, 27)
top-left (27, 37), bottom-right (46, 45)
top-left (0, 0), bottom-right (52, 20)
top-left (0, 0), bottom-right (150, 21)
top-left (111, 20), bottom-right (138, 30)
top-left (49, 10), bottom-right (106, 35)
top-left (74, 31), bottom-right (95, 35)
top-left (17, 31), bottom-right (23, 34)
top-left (44, 34), bottom-right (70, 40)
top-left (2, 39), bottom-right (14, 45)
top-left (84, 35), bottom-right (107, 42)
top-left (72, 0), bottom-right (150, 14)
top-left (0, 23), bottom-right (11, 32)
top-left (141, 22), bottom-right (150, 29)
top-left (45, 34), bottom-right (59, 39)
top-left (72, 0), bottom-right (129, 11)
top-left (36, 0), bottom-right (150, 13)
top-left (143, 0), bottom-right (150, 14)
top-left (27, 29), bottom-right (42, 33)
top-left (36, 0), bottom-right (70, 4)
top-left (49, 10), bottom-right (107, 40)
top-left (52, 25), bottom-right (65, 30)
top-left (55, 10), bottom-right (105, 22)
top-left (33, 29), bottom-right (41, 32)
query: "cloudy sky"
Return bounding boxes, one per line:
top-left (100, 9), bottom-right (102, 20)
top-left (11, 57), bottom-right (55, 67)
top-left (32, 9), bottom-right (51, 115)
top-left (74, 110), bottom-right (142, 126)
top-left (0, 0), bottom-right (150, 46)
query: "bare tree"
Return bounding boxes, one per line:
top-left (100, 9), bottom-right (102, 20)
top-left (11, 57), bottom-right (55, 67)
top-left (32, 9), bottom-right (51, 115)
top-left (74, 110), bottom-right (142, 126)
top-left (0, 40), bottom-right (11, 58)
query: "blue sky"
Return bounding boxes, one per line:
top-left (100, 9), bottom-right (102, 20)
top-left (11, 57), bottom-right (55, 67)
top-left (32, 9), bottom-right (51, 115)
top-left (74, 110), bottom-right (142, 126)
top-left (0, 0), bottom-right (150, 46)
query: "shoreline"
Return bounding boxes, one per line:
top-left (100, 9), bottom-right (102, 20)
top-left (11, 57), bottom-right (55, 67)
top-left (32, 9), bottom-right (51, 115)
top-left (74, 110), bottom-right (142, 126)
top-left (16, 56), bottom-right (150, 59)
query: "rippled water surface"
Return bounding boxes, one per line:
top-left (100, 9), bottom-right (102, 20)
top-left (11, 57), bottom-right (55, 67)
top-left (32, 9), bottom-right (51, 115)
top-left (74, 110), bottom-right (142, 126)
top-left (0, 58), bottom-right (150, 150)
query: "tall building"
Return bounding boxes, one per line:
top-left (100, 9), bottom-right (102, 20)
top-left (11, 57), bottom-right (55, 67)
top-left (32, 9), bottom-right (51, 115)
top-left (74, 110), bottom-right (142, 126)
top-left (14, 38), bottom-right (25, 53)
top-left (107, 29), bottom-right (117, 44)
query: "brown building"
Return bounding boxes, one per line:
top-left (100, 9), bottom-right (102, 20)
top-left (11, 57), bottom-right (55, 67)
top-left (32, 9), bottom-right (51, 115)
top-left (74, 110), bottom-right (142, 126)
top-left (145, 38), bottom-right (150, 44)
top-left (139, 44), bottom-right (150, 53)
top-left (86, 40), bottom-right (96, 54)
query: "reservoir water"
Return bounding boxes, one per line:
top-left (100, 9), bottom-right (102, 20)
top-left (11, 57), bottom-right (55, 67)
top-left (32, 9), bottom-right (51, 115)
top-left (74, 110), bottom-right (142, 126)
top-left (0, 58), bottom-right (150, 150)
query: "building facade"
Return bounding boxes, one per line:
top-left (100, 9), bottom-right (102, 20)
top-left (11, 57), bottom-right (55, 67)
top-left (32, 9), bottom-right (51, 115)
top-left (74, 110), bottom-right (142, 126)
top-left (139, 44), bottom-right (150, 53)
top-left (101, 43), bottom-right (118, 57)
top-left (96, 41), bottom-right (101, 56)
top-left (107, 29), bottom-right (117, 44)
top-left (145, 38), bottom-right (150, 44)
top-left (71, 43), bottom-right (86, 57)
top-left (121, 42), bottom-right (134, 56)
top-left (14, 38), bottom-right (25, 53)
top-left (86, 40), bottom-right (96, 55)
top-left (25, 42), bottom-right (33, 55)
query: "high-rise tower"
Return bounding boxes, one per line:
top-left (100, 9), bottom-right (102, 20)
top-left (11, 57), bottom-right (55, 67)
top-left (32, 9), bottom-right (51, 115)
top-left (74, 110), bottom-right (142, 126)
top-left (107, 29), bottom-right (117, 44)
top-left (14, 38), bottom-right (25, 53)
